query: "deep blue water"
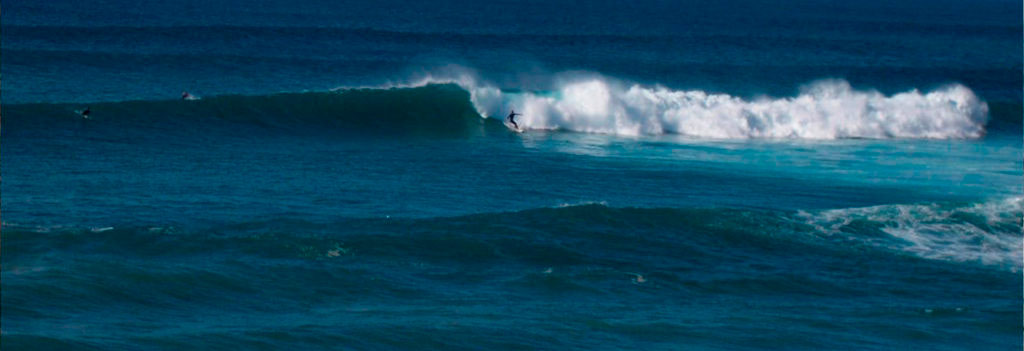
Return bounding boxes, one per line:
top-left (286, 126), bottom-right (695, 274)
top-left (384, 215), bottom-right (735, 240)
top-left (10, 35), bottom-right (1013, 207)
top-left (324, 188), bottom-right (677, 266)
top-left (2, 1), bottom-right (1022, 350)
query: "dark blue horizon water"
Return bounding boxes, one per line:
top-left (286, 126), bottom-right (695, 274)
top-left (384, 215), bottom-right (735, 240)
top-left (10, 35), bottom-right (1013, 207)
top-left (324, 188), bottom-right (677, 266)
top-left (3, 1), bottom-right (1022, 350)
top-left (3, 0), bottom-right (1022, 104)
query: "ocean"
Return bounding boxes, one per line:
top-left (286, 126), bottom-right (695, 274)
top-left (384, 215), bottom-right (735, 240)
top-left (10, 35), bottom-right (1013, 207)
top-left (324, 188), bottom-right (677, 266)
top-left (2, 0), bottom-right (1022, 349)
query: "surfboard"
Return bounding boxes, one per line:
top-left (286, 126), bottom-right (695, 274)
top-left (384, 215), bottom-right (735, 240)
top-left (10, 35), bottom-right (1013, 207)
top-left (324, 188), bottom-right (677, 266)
top-left (504, 121), bottom-right (524, 133)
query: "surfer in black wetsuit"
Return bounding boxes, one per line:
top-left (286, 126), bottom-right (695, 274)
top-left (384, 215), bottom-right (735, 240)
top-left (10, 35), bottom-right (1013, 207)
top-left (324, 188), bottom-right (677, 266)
top-left (181, 91), bottom-right (192, 100)
top-left (507, 109), bottom-right (521, 129)
top-left (80, 106), bottom-right (90, 119)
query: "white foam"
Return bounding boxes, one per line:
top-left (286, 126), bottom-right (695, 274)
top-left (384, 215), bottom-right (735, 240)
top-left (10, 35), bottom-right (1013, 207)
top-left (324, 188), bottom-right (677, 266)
top-left (800, 197), bottom-right (1023, 270)
top-left (374, 69), bottom-right (989, 139)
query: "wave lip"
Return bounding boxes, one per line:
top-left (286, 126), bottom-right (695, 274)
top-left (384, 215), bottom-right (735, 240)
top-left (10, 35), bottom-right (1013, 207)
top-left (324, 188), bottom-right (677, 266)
top-left (466, 77), bottom-right (988, 139)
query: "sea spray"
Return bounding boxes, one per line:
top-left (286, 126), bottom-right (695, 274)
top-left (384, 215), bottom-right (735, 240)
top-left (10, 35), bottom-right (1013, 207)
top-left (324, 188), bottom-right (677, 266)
top-left (456, 75), bottom-right (990, 139)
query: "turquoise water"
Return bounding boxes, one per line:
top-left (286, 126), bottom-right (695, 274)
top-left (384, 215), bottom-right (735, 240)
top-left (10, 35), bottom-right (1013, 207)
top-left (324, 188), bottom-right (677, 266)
top-left (2, 0), bottom-right (1022, 349)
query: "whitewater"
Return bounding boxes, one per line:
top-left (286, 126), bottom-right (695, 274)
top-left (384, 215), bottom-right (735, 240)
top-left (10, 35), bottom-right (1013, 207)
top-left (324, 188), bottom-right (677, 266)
top-left (381, 71), bottom-right (990, 139)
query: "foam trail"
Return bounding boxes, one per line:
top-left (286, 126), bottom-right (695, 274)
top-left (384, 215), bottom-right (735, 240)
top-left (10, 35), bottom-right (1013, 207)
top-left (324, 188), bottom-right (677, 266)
top-left (385, 70), bottom-right (989, 139)
top-left (800, 197), bottom-right (1023, 271)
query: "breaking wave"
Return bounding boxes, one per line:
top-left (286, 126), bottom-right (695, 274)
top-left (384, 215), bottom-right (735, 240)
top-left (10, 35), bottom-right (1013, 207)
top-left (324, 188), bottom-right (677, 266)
top-left (5, 70), bottom-right (995, 139)
top-left (405, 71), bottom-right (990, 139)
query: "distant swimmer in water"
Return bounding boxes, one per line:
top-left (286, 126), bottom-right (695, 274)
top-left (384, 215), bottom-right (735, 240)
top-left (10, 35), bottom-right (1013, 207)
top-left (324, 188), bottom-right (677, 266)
top-left (80, 106), bottom-right (91, 119)
top-left (507, 109), bottom-right (521, 129)
top-left (181, 91), bottom-right (192, 100)
top-left (625, 272), bottom-right (646, 284)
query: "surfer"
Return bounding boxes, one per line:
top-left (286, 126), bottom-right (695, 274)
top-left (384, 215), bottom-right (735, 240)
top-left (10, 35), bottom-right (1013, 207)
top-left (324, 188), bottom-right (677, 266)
top-left (181, 91), bottom-right (192, 100)
top-left (507, 109), bottom-right (521, 129)
top-left (80, 106), bottom-right (90, 119)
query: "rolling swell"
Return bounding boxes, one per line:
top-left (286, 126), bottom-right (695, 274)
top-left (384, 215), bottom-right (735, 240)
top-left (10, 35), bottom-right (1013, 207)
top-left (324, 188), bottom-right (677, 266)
top-left (4, 201), bottom-right (1020, 349)
top-left (5, 199), bottom-right (1019, 272)
top-left (2, 84), bottom-right (500, 137)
